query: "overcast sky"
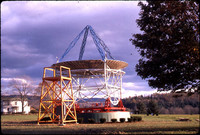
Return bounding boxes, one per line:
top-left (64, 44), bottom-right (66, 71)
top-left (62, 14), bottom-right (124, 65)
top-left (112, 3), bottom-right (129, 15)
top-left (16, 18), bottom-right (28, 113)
top-left (1, 1), bottom-right (157, 97)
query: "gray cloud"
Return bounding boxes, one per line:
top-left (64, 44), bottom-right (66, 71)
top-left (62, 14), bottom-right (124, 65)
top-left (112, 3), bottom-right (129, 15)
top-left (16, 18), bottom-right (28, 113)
top-left (1, 1), bottom-right (155, 96)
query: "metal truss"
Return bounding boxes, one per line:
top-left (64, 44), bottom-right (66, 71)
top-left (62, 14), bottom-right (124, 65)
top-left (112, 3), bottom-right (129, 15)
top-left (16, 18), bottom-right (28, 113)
top-left (72, 59), bottom-right (125, 106)
top-left (37, 66), bottom-right (77, 125)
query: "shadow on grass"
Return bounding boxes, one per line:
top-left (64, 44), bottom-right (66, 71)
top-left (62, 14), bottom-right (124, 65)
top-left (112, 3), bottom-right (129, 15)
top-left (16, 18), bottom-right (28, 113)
top-left (1, 120), bottom-right (199, 134)
top-left (125, 127), bottom-right (199, 133)
top-left (2, 121), bottom-right (38, 125)
top-left (2, 126), bottom-right (199, 134)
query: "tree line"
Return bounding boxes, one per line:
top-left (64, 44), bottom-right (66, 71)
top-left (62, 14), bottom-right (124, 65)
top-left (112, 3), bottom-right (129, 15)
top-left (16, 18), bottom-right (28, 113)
top-left (122, 93), bottom-right (199, 114)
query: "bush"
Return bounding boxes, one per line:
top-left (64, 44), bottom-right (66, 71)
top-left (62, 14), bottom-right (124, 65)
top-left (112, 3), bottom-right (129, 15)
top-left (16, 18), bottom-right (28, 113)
top-left (13, 112), bottom-right (23, 114)
top-left (78, 118), bottom-right (84, 123)
top-left (111, 118), bottom-right (117, 123)
top-left (137, 116), bottom-right (142, 121)
top-left (131, 116), bottom-right (142, 122)
top-left (120, 118), bottom-right (125, 123)
top-left (88, 118), bottom-right (95, 123)
top-left (100, 118), bottom-right (106, 123)
top-left (131, 116), bottom-right (136, 122)
top-left (30, 110), bottom-right (38, 114)
top-left (128, 118), bottom-right (132, 122)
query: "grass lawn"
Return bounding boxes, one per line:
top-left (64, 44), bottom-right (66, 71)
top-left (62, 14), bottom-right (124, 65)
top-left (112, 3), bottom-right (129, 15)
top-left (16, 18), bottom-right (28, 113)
top-left (1, 114), bottom-right (199, 134)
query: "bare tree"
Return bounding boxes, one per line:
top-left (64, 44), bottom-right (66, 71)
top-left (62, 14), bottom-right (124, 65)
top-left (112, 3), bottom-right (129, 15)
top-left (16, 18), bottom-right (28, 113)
top-left (9, 76), bottom-right (33, 114)
top-left (33, 82), bottom-right (42, 96)
top-left (34, 81), bottom-right (51, 97)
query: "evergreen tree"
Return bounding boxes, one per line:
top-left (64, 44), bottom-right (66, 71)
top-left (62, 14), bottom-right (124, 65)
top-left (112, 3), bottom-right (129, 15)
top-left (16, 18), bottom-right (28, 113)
top-left (147, 100), bottom-right (159, 115)
top-left (130, 1), bottom-right (199, 92)
top-left (137, 101), bottom-right (146, 114)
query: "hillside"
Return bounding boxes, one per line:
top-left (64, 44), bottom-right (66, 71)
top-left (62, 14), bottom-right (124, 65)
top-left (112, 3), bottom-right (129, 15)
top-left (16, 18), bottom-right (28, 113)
top-left (122, 92), bottom-right (199, 114)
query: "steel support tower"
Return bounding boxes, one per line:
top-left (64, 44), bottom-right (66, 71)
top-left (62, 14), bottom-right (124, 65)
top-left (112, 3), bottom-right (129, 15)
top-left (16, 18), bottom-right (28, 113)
top-left (37, 66), bottom-right (77, 125)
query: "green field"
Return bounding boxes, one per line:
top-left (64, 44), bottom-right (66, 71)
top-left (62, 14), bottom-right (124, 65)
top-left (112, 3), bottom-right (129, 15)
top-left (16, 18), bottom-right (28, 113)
top-left (1, 114), bottom-right (199, 134)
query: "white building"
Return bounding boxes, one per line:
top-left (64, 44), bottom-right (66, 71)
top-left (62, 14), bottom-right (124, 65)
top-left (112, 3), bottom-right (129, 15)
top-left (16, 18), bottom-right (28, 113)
top-left (1, 96), bottom-right (31, 114)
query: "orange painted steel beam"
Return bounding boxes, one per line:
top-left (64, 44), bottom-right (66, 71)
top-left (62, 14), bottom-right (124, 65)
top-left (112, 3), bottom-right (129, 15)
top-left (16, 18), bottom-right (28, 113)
top-left (37, 66), bottom-right (77, 125)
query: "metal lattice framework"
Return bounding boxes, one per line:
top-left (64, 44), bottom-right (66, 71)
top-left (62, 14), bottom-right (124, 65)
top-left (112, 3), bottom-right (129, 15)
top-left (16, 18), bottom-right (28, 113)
top-left (71, 59), bottom-right (125, 106)
top-left (51, 25), bottom-right (128, 111)
top-left (37, 66), bottom-right (77, 124)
